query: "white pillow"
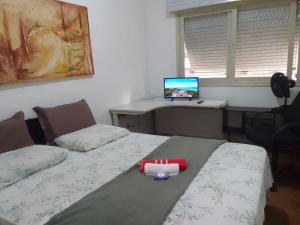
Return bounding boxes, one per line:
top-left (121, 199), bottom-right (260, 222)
top-left (55, 124), bottom-right (130, 152)
top-left (0, 145), bottom-right (68, 191)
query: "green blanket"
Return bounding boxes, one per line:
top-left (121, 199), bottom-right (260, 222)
top-left (0, 218), bottom-right (14, 225)
top-left (45, 136), bottom-right (226, 225)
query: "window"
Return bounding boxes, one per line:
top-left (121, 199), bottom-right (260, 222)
top-left (236, 6), bottom-right (290, 78)
top-left (179, 1), bottom-right (300, 86)
top-left (184, 13), bottom-right (228, 78)
top-left (293, 20), bottom-right (300, 81)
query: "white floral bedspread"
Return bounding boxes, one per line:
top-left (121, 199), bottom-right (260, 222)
top-left (0, 133), bottom-right (273, 225)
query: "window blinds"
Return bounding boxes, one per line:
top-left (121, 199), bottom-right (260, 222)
top-left (297, 0), bottom-right (300, 19)
top-left (235, 5), bottom-right (290, 78)
top-left (184, 13), bottom-right (228, 78)
top-left (295, 0), bottom-right (300, 80)
top-left (293, 20), bottom-right (300, 80)
top-left (167, 0), bottom-right (239, 13)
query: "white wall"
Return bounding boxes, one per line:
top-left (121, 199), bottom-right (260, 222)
top-left (1, 0), bottom-right (299, 124)
top-left (0, 0), bottom-right (147, 123)
top-left (145, 0), bottom-right (299, 108)
top-left (145, 0), bottom-right (177, 99)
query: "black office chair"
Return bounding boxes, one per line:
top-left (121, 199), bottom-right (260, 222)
top-left (246, 92), bottom-right (300, 172)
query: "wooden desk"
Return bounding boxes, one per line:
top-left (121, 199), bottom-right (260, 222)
top-left (110, 98), bottom-right (227, 139)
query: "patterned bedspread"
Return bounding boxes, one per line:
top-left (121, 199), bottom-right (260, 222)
top-left (0, 133), bottom-right (272, 225)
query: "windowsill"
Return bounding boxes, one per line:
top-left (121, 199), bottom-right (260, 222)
top-left (198, 77), bottom-right (300, 87)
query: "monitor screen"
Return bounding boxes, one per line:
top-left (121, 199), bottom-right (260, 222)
top-left (164, 77), bottom-right (199, 99)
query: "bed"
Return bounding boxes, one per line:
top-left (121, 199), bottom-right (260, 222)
top-left (0, 132), bottom-right (272, 225)
top-left (0, 101), bottom-right (273, 225)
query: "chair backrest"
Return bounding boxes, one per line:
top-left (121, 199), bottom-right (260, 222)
top-left (291, 91), bottom-right (300, 106)
top-left (285, 91), bottom-right (300, 135)
top-left (286, 92), bottom-right (300, 119)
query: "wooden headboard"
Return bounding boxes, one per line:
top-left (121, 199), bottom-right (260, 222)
top-left (25, 118), bottom-right (46, 144)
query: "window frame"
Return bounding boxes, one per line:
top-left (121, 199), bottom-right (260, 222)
top-left (176, 0), bottom-right (300, 87)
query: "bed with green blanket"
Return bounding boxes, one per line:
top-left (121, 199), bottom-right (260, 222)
top-left (0, 132), bottom-right (273, 225)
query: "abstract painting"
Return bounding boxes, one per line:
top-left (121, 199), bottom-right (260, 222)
top-left (0, 0), bottom-right (94, 85)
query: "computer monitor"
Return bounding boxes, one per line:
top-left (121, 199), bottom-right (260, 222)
top-left (164, 77), bottom-right (199, 99)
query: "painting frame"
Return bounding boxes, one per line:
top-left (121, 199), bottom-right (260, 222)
top-left (0, 0), bottom-right (94, 85)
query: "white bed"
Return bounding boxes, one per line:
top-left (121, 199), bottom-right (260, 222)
top-left (0, 132), bottom-right (273, 225)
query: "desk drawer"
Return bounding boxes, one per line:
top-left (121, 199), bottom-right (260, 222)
top-left (155, 107), bottom-right (223, 139)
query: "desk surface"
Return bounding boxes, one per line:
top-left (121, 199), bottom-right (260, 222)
top-left (110, 98), bottom-right (227, 115)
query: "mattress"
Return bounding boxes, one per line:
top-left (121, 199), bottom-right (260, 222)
top-left (0, 133), bottom-right (273, 225)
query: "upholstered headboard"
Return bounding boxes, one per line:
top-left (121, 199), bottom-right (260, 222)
top-left (25, 119), bottom-right (46, 145)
